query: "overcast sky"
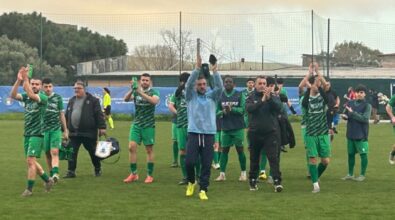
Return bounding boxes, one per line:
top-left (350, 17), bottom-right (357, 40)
top-left (2, 0), bottom-right (395, 64)
top-left (1, 0), bottom-right (395, 22)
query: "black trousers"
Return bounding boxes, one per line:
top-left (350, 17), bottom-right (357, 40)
top-left (185, 133), bottom-right (214, 192)
top-left (248, 131), bottom-right (282, 184)
top-left (68, 136), bottom-right (101, 172)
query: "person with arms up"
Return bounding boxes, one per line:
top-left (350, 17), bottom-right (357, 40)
top-left (301, 68), bottom-right (330, 193)
top-left (10, 67), bottom-right (54, 197)
top-left (185, 54), bottom-right (223, 200)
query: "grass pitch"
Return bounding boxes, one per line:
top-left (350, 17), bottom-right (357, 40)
top-left (0, 120), bottom-right (394, 220)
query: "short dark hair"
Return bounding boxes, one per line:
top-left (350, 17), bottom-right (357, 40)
top-left (42, 78), bottom-right (52, 85)
top-left (223, 75), bottom-right (233, 81)
top-left (277, 78), bottom-right (284, 84)
top-left (103, 87), bottom-right (110, 95)
top-left (255, 75), bottom-right (266, 81)
top-left (266, 76), bottom-right (275, 86)
top-left (74, 80), bottom-right (86, 88)
top-left (141, 73), bottom-right (151, 78)
top-left (355, 84), bottom-right (367, 93)
top-left (246, 78), bottom-right (255, 83)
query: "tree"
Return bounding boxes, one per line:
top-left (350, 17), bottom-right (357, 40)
top-left (0, 12), bottom-right (128, 83)
top-left (332, 41), bottom-right (382, 67)
top-left (0, 35), bottom-right (67, 85)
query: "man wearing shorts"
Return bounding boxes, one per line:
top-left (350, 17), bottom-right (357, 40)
top-left (386, 94), bottom-right (395, 165)
top-left (10, 67), bottom-right (54, 197)
top-left (42, 78), bottom-right (68, 183)
top-left (341, 85), bottom-right (371, 181)
top-left (301, 67), bottom-right (330, 193)
top-left (215, 75), bottom-right (247, 182)
top-left (123, 73), bottom-right (160, 184)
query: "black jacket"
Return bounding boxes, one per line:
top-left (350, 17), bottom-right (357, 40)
top-left (246, 90), bottom-right (282, 136)
top-left (65, 92), bottom-right (106, 139)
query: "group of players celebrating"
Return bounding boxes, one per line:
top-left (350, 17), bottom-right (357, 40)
top-left (12, 56), bottom-right (395, 199)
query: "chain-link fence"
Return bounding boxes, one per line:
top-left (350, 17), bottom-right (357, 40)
top-left (2, 10), bottom-right (395, 84)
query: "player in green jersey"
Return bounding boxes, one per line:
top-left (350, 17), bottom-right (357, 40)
top-left (301, 63), bottom-right (330, 193)
top-left (42, 78), bottom-right (68, 183)
top-left (10, 67), bottom-right (54, 197)
top-left (123, 73), bottom-right (160, 184)
top-left (168, 93), bottom-right (179, 168)
top-left (386, 95), bottom-right (395, 165)
top-left (169, 72), bottom-right (197, 185)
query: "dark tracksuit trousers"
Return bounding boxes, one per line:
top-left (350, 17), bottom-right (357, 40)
top-left (185, 133), bottom-right (214, 192)
top-left (249, 131), bottom-right (282, 185)
top-left (68, 136), bottom-right (101, 173)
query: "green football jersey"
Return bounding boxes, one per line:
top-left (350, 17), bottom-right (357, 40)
top-left (43, 93), bottom-right (64, 131)
top-left (21, 91), bottom-right (48, 136)
top-left (174, 91), bottom-right (188, 128)
top-left (242, 88), bottom-right (254, 126)
top-left (299, 96), bottom-right (306, 126)
top-left (304, 93), bottom-right (328, 136)
top-left (389, 95), bottom-right (395, 115)
top-left (133, 88), bottom-right (160, 128)
top-left (168, 94), bottom-right (177, 124)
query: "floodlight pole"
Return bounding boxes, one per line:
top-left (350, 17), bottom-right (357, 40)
top-left (261, 45), bottom-right (264, 71)
top-left (311, 10), bottom-right (314, 64)
top-left (179, 11), bottom-right (182, 74)
top-left (327, 18), bottom-right (330, 78)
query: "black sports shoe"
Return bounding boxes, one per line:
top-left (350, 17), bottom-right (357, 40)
top-left (178, 178), bottom-right (188, 185)
top-left (63, 171), bottom-right (76, 178)
top-left (280, 145), bottom-right (288, 153)
top-left (249, 179), bottom-right (258, 191)
top-left (95, 169), bottom-right (102, 177)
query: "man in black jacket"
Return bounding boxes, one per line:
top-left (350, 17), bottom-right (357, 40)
top-left (64, 81), bottom-right (106, 178)
top-left (246, 76), bottom-right (283, 192)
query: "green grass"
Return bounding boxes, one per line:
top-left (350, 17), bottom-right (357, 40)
top-left (0, 120), bottom-right (394, 219)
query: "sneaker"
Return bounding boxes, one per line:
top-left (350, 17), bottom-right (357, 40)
top-left (389, 152), bottom-right (395, 165)
top-left (258, 171), bottom-right (267, 181)
top-left (312, 182), bottom-right (320, 193)
top-left (178, 178), bottom-right (188, 185)
top-left (21, 189), bottom-right (32, 197)
top-left (170, 162), bottom-right (179, 168)
top-left (186, 182), bottom-right (196, 196)
top-left (123, 173), bottom-right (139, 183)
top-left (63, 171), bottom-right (76, 178)
top-left (266, 176), bottom-right (273, 184)
top-left (280, 145), bottom-right (288, 153)
top-left (211, 163), bottom-right (220, 170)
top-left (52, 174), bottom-right (60, 184)
top-left (199, 190), bottom-right (208, 200)
top-left (249, 179), bottom-right (258, 191)
top-left (354, 176), bottom-right (366, 182)
top-left (144, 176), bottom-right (154, 184)
top-left (239, 172), bottom-right (247, 182)
top-left (341, 175), bottom-right (355, 180)
top-left (274, 184), bottom-right (283, 193)
top-left (44, 178), bottom-right (54, 192)
top-left (94, 169), bottom-right (102, 177)
top-left (215, 173), bottom-right (226, 181)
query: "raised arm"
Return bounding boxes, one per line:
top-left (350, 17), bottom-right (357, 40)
top-left (10, 67), bottom-right (25, 101)
top-left (209, 64), bottom-right (224, 101)
top-left (21, 67), bottom-right (41, 102)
